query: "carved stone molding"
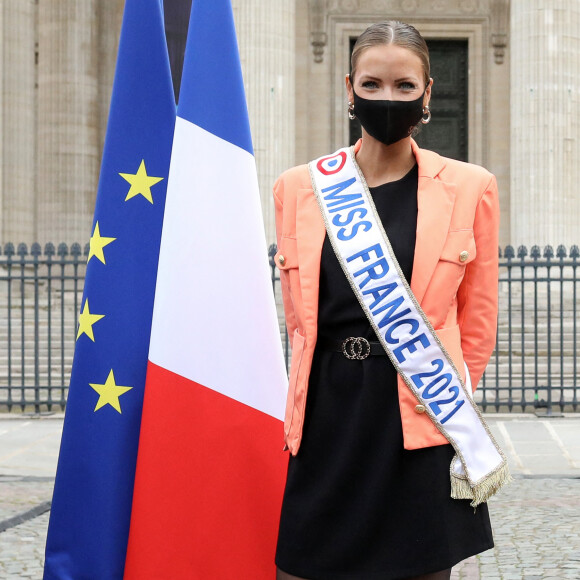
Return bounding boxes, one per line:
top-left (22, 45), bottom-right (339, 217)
top-left (490, 0), bottom-right (509, 64)
top-left (327, 0), bottom-right (490, 15)
top-left (400, 0), bottom-right (419, 12)
top-left (459, 0), bottom-right (478, 12)
top-left (309, 0), bottom-right (328, 63)
top-left (431, 0), bottom-right (450, 12)
top-left (311, 31), bottom-right (328, 62)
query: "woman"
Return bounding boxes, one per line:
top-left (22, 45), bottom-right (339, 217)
top-left (274, 21), bottom-right (507, 580)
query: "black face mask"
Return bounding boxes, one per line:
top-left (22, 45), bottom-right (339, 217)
top-left (352, 87), bottom-right (425, 146)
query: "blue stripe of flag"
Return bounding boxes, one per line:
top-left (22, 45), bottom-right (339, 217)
top-left (178, 0), bottom-right (253, 155)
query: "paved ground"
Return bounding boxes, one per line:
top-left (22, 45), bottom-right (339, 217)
top-left (1, 413), bottom-right (579, 579)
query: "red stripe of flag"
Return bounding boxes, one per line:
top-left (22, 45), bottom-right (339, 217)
top-left (124, 362), bottom-right (287, 579)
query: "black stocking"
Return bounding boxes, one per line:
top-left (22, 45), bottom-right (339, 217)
top-left (276, 566), bottom-right (452, 580)
top-left (406, 568), bottom-right (452, 580)
top-left (276, 568), bottom-right (309, 580)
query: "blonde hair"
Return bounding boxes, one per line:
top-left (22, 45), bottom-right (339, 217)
top-left (351, 21), bottom-right (430, 88)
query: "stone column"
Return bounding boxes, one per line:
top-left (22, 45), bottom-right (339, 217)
top-left (232, 0), bottom-right (296, 244)
top-left (1, 1), bottom-right (36, 243)
top-left (37, 0), bottom-right (100, 245)
top-left (0, 0), bottom-right (4, 243)
top-left (510, 2), bottom-right (580, 247)
top-left (97, 0), bottom-right (124, 159)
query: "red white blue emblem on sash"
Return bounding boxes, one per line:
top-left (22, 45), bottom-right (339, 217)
top-left (316, 151), bottom-right (347, 175)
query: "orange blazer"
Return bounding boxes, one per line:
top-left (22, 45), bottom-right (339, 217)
top-left (274, 139), bottom-right (499, 454)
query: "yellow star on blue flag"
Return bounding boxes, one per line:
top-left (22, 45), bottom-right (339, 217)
top-left (76, 299), bottom-right (105, 342)
top-left (120, 159), bottom-right (164, 203)
top-left (88, 222), bottom-right (116, 265)
top-left (90, 369), bottom-right (133, 413)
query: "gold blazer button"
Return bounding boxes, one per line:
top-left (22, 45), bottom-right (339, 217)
top-left (415, 404), bottom-right (426, 414)
top-left (278, 255), bottom-right (286, 266)
top-left (459, 250), bottom-right (469, 263)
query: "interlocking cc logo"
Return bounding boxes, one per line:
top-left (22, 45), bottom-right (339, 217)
top-left (341, 337), bottom-right (371, 360)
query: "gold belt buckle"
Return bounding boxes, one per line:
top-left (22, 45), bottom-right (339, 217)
top-left (341, 337), bottom-right (371, 360)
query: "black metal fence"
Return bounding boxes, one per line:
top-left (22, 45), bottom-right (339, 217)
top-left (0, 243), bottom-right (87, 412)
top-left (0, 242), bottom-right (578, 414)
top-left (480, 245), bottom-right (579, 413)
top-left (270, 243), bottom-right (580, 415)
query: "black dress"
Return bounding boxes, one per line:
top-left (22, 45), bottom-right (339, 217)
top-left (275, 165), bottom-right (493, 580)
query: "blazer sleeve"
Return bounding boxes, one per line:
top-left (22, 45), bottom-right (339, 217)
top-left (273, 175), bottom-right (298, 348)
top-left (456, 174), bottom-right (500, 390)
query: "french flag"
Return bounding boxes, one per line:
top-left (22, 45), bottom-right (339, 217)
top-left (124, 1), bottom-right (288, 578)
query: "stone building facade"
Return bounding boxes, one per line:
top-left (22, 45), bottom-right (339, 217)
top-left (0, 0), bottom-right (578, 249)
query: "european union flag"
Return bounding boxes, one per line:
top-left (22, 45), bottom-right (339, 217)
top-left (43, 0), bottom-right (176, 577)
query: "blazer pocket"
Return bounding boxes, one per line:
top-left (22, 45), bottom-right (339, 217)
top-left (439, 229), bottom-right (476, 266)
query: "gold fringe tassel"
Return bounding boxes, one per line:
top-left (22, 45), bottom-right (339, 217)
top-left (451, 463), bottom-right (513, 508)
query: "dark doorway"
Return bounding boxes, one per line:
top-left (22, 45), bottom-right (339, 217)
top-left (348, 38), bottom-right (469, 162)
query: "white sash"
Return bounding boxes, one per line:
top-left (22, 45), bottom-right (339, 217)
top-left (309, 146), bottom-right (510, 506)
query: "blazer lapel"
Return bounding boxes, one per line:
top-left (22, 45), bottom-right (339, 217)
top-left (410, 142), bottom-right (456, 304)
top-left (294, 141), bottom-right (456, 326)
top-left (296, 187), bottom-right (326, 333)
